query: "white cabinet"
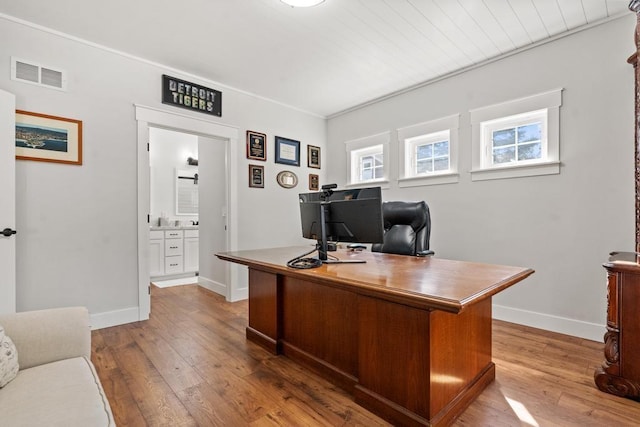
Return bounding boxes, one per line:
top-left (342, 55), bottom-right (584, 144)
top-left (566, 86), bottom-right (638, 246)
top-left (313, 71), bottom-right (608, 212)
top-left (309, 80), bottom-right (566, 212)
top-left (149, 230), bottom-right (164, 277)
top-left (184, 229), bottom-right (199, 273)
top-left (149, 228), bottom-right (198, 278)
top-left (165, 230), bottom-right (183, 256)
top-left (164, 255), bottom-right (184, 275)
top-left (164, 230), bottom-right (184, 275)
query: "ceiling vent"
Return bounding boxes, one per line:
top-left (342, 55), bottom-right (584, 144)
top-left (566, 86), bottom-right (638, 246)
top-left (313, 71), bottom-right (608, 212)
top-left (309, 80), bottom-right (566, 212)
top-left (11, 57), bottom-right (67, 91)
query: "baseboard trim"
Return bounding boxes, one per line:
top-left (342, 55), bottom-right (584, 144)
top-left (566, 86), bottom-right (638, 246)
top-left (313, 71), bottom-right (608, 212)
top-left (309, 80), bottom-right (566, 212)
top-left (493, 304), bottom-right (605, 342)
top-left (229, 286), bottom-right (248, 302)
top-left (88, 297), bottom-right (605, 341)
top-left (198, 276), bottom-right (226, 297)
top-left (90, 307), bottom-right (139, 330)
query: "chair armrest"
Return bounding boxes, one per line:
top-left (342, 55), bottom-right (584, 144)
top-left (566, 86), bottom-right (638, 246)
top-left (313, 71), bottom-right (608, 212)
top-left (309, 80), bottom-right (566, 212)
top-left (0, 307), bottom-right (91, 370)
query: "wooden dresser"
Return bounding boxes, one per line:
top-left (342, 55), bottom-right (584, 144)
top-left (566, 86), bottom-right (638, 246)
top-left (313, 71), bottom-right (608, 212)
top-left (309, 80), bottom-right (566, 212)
top-left (594, 2), bottom-right (640, 400)
top-left (595, 252), bottom-right (640, 400)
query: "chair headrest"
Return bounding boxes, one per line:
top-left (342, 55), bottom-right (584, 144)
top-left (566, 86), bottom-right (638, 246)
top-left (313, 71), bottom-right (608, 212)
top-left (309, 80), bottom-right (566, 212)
top-left (382, 201), bottom-right (429, 232)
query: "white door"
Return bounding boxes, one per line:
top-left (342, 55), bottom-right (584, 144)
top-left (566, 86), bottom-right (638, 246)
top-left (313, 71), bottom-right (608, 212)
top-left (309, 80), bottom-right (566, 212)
top-left (0, 89), bottom-right (16, 314)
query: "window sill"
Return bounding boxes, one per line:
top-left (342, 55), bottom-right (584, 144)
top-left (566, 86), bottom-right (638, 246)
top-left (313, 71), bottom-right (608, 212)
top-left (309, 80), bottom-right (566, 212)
top-left (398, 172), bottom-right (459, 188)
top-left (470, 161), bottom-right (560, 181)
top-left (344, 179), bottom-right (390, 189)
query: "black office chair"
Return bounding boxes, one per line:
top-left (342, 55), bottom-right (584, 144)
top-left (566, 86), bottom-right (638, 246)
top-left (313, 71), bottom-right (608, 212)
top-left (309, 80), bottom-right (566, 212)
top-left (371, 201), bottom-right (434, 257)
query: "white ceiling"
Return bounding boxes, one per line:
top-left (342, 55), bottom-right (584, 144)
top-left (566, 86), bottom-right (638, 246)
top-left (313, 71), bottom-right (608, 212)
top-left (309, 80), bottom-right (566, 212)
top-left (0, 0), bottom-right (631, 117)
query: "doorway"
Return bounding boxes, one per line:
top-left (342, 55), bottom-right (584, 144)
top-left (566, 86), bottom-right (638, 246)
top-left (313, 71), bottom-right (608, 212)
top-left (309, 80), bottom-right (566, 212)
top-left (148, 127), bottom-right (201, 282)
top-left (135, 105), bottom-right (241, 321)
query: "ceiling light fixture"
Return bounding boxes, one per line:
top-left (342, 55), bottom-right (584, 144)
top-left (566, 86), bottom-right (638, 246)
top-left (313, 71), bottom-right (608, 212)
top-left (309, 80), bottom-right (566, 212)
top-left (281, 0), bottom-right (325, 7)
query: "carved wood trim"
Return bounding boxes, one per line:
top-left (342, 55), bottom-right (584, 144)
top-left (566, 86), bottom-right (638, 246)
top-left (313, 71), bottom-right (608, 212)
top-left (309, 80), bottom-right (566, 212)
top-left (630, 2), bottom-right (640, 257)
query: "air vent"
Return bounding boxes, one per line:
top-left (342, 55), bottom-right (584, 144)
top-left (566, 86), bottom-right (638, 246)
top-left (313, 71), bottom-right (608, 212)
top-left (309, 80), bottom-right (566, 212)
top-left (11, 57), bottom-right (67, 91)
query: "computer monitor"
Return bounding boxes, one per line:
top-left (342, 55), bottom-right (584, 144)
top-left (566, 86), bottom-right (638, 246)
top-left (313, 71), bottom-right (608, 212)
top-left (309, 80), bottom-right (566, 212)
top-left (298, 185), bottom-right (384, 262)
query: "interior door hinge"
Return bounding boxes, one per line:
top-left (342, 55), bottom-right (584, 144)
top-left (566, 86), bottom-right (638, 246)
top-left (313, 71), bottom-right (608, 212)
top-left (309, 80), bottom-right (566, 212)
top-left (147, 214), bottom-right (150, 224)
top-left (148, 285), bottom-right (151, 295)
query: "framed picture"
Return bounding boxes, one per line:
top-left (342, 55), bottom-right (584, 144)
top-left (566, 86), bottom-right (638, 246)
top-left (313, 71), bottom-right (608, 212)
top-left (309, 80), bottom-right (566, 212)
top-left (246, 130), bottom-right (266, 161)
top-left (275, 136), bottom-right (300, 166)
top-left (309, 174), bottom-right (319, 191)
top-left (15, 110), bottom-right (82, 165)
top-left (248, 164), bottom-right (264, 188)
top-left (308, 145), bottom-right (321, 169)
top-left (276, 171), bottom-right (298, 189)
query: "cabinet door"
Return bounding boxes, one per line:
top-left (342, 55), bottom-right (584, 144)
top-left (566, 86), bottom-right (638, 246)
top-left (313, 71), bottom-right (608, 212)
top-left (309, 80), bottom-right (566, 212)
top-left (149, 239), bottom-right (164, 277)
top-left (184, 237), bottom-right (199, 273)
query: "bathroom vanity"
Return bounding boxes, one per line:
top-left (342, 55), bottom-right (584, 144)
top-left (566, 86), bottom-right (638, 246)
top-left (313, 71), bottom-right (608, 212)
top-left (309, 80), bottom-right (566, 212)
top-left (150, 226), bottom-right (199, 278)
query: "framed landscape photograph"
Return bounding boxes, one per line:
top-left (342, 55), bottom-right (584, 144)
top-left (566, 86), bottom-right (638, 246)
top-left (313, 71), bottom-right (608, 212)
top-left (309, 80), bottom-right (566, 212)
top-left (15, 110), bottom-right (82, 165)
top-left (308, 145), bottom-right (321, 169)
top-left (248, 164), bottom-right (264, 188)
top-left (274, 136), bottom-right (300, 166)
top-left (246, 130), bottom-right (266, 161)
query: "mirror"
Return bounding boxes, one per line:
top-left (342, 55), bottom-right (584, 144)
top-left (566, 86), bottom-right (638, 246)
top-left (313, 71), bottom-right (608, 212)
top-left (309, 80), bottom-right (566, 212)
top-left (175, 168), bottom-right (198, 215)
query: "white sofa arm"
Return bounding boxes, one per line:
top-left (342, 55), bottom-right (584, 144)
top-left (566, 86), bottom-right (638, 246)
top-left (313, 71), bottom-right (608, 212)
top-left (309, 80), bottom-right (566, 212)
top-left (0, 307), bottom-right (91, 370)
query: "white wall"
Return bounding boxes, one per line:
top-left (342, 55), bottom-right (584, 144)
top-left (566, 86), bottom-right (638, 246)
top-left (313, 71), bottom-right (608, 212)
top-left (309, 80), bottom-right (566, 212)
top-left (327, 15), bottom-right (636, 341)
top-left (0, 16), bottom-right (325, 325)
top-left (149, 127), bottom-right (198, 224)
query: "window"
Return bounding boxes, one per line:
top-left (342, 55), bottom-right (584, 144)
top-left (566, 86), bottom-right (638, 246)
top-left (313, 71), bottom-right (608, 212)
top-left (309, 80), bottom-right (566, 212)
top-left (357, 146), bottom-right (384, 181)
top-left (345, 132), bottom-right (390, 186)
top-left (398, 114), bottom-right (459, 187)
top-left (482, 110), bottom-right (546, 167)
top-left (471, 89), bottom-right (562, 181)
top-left (407, 131), bottom-right (450, 175)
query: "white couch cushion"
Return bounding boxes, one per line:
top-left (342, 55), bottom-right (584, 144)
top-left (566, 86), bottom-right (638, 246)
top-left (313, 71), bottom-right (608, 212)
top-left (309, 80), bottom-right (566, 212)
top-left (0, 325), bottom-right (18, 388)
top-left (0, 356), bottom-right (115, 426)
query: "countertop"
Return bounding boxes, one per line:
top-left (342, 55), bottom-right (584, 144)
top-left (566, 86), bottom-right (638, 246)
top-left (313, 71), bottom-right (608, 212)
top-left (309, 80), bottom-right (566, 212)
top-left (150, 225), bottom-right (199, 231)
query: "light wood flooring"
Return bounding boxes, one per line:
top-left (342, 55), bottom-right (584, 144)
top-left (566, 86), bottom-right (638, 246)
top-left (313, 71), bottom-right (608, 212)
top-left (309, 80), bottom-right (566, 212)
top-left (91, 284), bottom-right (640, 426)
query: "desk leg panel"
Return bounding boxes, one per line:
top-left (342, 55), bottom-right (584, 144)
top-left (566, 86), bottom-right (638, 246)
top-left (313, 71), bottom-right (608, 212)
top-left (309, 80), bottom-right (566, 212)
top-left (247, 269), bottom-right (280, 354)
top-left (356, 295), bottom-right (432, 419)
top-left (280, 277), bottom-right (359, 379)
top-left (429, 298), bottom-right (493, 415)
top-left (355, 296), bottom-right (494, 426)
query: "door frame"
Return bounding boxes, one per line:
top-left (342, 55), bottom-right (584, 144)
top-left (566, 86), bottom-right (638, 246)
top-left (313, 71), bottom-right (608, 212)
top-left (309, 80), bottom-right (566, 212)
top-left (135, 104), bottom-right (240, 320)
top-left (0, 89), bottom-right (16, 314)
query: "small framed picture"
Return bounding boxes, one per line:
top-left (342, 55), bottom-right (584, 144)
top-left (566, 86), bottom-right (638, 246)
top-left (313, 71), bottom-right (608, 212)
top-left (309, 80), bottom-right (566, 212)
top-left (309, 174), bottom-right (319, 191)
top-left (277, 171), bottom-right (298, 189)
top-left (246, 130), bottom-right (266, 161)
top-left (15, 110), bottom-right (83, 165)
top-left (308, 145), bottom-right (320, 169)
top-left (275, 136), bottom-right (300, 167)
top-left (248, 164), bottom-right (264, 188)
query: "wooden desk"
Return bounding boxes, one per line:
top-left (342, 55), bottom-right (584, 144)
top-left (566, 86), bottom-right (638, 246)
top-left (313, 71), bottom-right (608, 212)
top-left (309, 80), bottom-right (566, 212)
top-left (217, 247), bottom-right (533, 426)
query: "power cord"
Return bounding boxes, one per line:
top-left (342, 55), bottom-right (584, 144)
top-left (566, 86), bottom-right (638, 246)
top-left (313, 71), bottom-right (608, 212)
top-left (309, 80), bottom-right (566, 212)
top-left (287, 257), bottom-right (323, 269)
top-left (286, 243), bottom-right (342, 269)
top-left (287, 246), bottom-right (323, 269)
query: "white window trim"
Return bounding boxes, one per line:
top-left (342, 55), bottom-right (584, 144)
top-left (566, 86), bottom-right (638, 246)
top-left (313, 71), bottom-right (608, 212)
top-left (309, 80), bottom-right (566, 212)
top-left (470, 89), bottom-right (562, 181)
top-left (397, 114), bottom-right (459, 187)
top-left (345, 131), bottom-right (390, 187)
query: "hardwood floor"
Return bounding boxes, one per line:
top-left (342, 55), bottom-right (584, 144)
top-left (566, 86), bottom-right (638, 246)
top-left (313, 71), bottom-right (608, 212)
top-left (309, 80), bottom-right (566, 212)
top-left (92, 284), bottom-right (640, 426)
